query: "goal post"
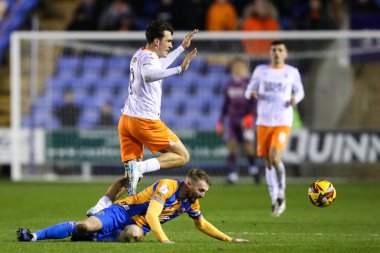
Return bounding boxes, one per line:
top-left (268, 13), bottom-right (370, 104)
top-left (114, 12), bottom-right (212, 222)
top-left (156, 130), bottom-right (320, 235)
top-left (10, 31), bottom-right (380, 181)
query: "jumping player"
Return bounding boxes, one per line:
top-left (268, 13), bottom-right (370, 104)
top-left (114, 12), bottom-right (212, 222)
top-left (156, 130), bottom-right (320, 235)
top-left (87, 20), bottom-right (198, 215)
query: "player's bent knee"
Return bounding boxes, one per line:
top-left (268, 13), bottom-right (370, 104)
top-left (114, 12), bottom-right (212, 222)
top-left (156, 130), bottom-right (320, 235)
top-left (76, 222), bottom-right (89, 233)
top-left (77, 217), bottom-right (101, 233)
top-left (119, 225), bottom-right (144, 243)
top-left (181, 150), bottom-right (190, 165)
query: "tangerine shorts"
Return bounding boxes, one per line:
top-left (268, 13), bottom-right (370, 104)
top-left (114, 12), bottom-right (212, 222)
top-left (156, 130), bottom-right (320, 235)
top-left (118, 114), bottom-right (179, 162)
top-left (256, 125), bottom-right (291, 157)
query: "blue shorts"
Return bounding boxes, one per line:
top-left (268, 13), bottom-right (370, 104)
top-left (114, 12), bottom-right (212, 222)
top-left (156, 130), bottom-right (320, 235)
top-left (94, 204), bottom-right (137, 234)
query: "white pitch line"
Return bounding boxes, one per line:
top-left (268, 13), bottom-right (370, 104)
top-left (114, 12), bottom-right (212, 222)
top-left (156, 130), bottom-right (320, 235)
top-left (226, 232), bottom-right (379, 237)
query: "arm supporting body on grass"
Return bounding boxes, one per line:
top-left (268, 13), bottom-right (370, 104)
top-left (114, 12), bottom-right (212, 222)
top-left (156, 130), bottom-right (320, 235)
top-left (193, 216), bottom-right (232, 241)
top-left (145, 199), bottom-right (171, 243)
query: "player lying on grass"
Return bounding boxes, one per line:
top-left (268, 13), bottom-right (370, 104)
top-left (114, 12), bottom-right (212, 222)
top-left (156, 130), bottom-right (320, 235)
top-left (17, 168), bottom-right (249, 244)
top-left (69, 224), bottom-right (145, 243)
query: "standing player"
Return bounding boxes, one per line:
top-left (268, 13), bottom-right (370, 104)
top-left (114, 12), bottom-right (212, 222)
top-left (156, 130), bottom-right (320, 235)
top-left (87, 20), bottom-right (198, 215)
top-left (215, 57), bottom-right (260, 184)
top-left (245, 41), bottom-right (304, 217)
top-left (17, 168), bottom-right (249, 244)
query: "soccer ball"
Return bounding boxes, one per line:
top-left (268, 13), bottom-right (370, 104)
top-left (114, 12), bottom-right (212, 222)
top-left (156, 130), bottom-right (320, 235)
top-left (308, 180), bottom-right (336, 207)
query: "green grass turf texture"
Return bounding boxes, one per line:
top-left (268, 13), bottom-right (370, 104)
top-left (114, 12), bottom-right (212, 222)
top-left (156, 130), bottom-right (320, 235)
top-left (0, 178), bottom-right (379, 253)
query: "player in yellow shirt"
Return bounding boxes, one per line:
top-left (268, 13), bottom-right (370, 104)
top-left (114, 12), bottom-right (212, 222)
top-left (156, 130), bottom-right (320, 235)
top-left (17, 168), bottom-right (249, 244)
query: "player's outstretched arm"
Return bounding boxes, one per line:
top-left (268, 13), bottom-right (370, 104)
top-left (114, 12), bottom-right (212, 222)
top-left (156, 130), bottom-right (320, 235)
top-left (161, 29), bottom-right (199, 69)
top-left (145, 199), bottom-right (173, 243)
top-left (192, 216), bottom-right (249, 243)
top-left (181, 29), bottom-right (199, 49)
top-left (181, 48), bottom-right (198, 72)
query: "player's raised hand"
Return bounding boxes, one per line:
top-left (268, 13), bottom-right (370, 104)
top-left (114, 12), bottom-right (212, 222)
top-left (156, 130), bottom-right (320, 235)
top-left (182, 29), bottom-right (199, 49)
top-left (181, 48), bottom-right (197, 72)
top-left (232, 238), bottom-right (250, 243)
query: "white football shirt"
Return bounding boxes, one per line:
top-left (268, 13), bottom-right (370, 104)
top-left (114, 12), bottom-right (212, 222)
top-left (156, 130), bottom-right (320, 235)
top-left (245, 64), bottom-right (305, 127)
top-left (122, 46), bottom-right (184, 120)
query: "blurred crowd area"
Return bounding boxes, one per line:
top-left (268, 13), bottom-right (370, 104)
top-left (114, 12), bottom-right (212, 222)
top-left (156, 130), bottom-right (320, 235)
top-left (0, 0), bottom-right (379, 63)
top-left (63, 0), bottom-right (380, 32)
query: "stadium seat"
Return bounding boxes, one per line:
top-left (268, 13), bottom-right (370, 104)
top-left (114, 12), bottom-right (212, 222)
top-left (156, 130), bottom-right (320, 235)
top-left (207, 64), bottom-right (227, 74)
top-left (44, 76), bottom-right (70, 91)
top-left (83, 56), bottom-right (105, 71)
top-left (70, 77), bottom-right (96, 89)
top-left (42, 89), bottom-right (64, 106)
top-left (171, 116), bottom-right (199, 130)
top-left (22, 114), bottom-right (60, 129)
top-left (105, 68), bottom-right (128, 80)
top-left (107, 55), bottom-right (131, 71)
top-left (79, 108), bottom-right (100, 128)
top-left (57, 56), bottom-right (81, 70)
top-left (189, 57), bottom-right (205, 73)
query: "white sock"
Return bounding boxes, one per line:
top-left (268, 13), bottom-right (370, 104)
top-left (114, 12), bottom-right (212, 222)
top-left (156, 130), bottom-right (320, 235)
top-left (276, 162), bottom-right (286, 199)
top-left (95, 196), bottom-right (112, 209)
top-left (31, 233), bottom-right (37, 241)
top-left (265, 167), bottom-right (279, 205)
top-left (137, 158), bottom-right (160, 174)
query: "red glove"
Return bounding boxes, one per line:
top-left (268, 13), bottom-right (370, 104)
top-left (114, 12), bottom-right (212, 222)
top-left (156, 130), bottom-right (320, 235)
top-left (215, 121), bottom-right (223, 136)
top-left (242, 114), bottom-right (254, 129)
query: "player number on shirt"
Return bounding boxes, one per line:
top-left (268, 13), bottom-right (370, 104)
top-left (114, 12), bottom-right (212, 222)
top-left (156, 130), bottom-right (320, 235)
top-left (129, 68), bottom-right (135, 95)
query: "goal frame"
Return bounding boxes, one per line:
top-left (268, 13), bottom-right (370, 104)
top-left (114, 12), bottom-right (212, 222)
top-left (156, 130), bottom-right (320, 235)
top-left (10, 30), bottom-right (380, 181)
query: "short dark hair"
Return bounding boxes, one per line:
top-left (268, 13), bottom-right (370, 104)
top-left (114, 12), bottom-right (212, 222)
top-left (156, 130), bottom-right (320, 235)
top-left (271, 40), bottom-right (286, 47)
top-left (145, 20), bottom-right (174, 43)
top-left (187, 168), bottom-right (211, 186)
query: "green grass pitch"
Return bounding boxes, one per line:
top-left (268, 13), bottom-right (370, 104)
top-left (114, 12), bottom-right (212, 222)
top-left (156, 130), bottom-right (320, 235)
top-left (0, 178), bottom-right (379, 253)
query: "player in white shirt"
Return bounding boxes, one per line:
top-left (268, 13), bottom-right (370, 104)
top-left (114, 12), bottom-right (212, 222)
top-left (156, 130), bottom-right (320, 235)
top-left (245, 41), bottom-right (304, 217)
top-left (87, 20), bottom-right (198, 216)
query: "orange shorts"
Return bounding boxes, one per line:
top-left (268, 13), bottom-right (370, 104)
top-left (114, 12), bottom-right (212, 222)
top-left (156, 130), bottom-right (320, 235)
top-left (118, 114), bottom-right (179, 162)
top-left (256, 125), bottom-right (291, 157)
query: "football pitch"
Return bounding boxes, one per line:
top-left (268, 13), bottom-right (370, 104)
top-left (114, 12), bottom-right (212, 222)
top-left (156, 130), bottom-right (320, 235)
top-left (0, 178), bottom-right (379, 253)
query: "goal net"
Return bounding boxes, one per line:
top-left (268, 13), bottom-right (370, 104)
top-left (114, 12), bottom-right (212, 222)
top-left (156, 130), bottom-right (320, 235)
top-left (10, 31), bottom-right (380, 181)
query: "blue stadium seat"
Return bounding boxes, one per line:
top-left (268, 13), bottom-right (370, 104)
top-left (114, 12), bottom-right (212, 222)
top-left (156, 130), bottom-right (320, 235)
top-left (207, 64), bottom-right (227, 74)
top-left (97, 77), bottom-right (124, 89)
top-left (43, 89), bottom-right (64, 106)
top-left (169, 85), bottom-right (189, 99)
top-left (162, 96), bottom-right (184, 111)
top-left (189, 57), bottom-right (205, 73)
top-left (172, 116), bottom-right (201, 130)
top-left (70, 77), bottom-right (95, 89)
top-left (105, 68), bottom-right (128, 80)
top-left (81, 68), bottom-right (104, 80)
top-left (22, 114), bottom-right (60, 129)
top-left (57, 56), bottom-right (81, 70)
top-left (79, 108), bottom-right (99, 128)
top-left (107, 55), bottom-right (131, 71)
top-left (44, 76), bottom-right (70, 90)
top-left (83, 56), bottom-right (105, 70)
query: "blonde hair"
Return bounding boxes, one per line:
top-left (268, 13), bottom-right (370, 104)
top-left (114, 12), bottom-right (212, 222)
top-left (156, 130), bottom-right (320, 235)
top-left (186, 168), bottom-right (212, 186)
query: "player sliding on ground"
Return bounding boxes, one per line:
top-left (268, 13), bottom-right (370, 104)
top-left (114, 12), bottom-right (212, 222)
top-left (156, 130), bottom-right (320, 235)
top-left (17, 168), bottom-right (249, 244)
top-left (86, 20), bottom-right (199, 215)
